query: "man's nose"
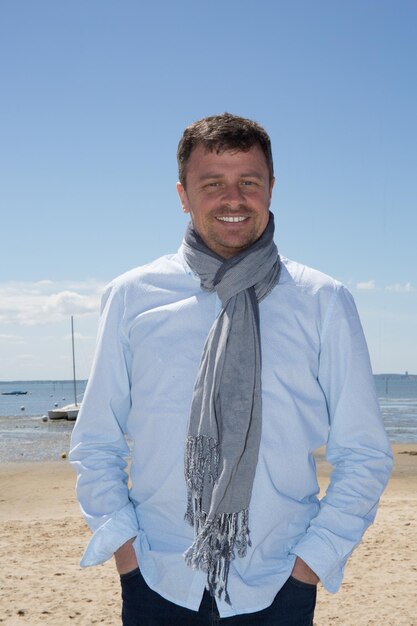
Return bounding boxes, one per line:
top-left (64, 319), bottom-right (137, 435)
top-left (221, 183), bottom-right (245, 206)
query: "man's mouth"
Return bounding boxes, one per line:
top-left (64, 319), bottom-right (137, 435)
top-left (216, 216), bottom-right (248, 223)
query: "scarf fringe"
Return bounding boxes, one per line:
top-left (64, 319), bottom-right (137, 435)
top-left (184, 436), bottom-right (251, 605)
top-left (184, 504), bottom-right (250, 606)
top-left (184, 435), bottom-right (219, 524)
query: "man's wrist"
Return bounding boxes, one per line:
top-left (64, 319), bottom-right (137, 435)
top-left (291, 556), bottom-right (319, 585)
top-left (114, 537), bottom-right (138, 575)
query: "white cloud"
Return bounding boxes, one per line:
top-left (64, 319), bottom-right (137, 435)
top-left (355, 280), bottom-right (416, 293)
top-left (42, 290), bottom-right (98, 316)
top-left (385, 282), bottom-right (415, 293)
top-left (16, 354), bottom-right (36, 361)
top-left (64, 331), bottom-right (94, 341)
top-left (356, 279), bottom-right (376, 290)
top-left (0, 333), bottom-right (25, 344)
top-left (0, 279), bottom-right (105, 326)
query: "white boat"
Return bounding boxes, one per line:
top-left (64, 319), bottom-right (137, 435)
top-left (48, 403), bottom-right (79, 421)
top-left (47, 316), bottom-right (81, 421)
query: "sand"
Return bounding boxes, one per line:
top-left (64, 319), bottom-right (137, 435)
top-left (0, 445), bottom-right (416, 625)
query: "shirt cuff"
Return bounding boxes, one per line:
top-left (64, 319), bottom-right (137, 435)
top-left (80, 502), bottom-right (139, 567)
top-left (290, 533), bottom-right (346, 593)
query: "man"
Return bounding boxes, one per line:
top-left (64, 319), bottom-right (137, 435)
top-left (70, 113), bottom-right (393, 625)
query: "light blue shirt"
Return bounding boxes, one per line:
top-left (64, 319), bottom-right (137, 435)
top-left (70, 247), bottom-right (393, 618)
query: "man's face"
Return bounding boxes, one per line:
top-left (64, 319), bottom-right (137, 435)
top-left (177, 144), bottom-right (274, 258)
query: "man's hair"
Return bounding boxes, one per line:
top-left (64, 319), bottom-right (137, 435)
top-left (177, 112), bottom-right (274, 187)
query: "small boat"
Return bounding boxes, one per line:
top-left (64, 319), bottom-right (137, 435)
top-left (2, 390), bottom-right (28, 395)
top-left (47, 316), bottom-right (81, 421)
top-left (48, 403), bottom-right (79, 421)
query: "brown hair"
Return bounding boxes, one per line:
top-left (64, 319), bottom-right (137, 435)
top-left (177, 112), bottom-right (274, 187)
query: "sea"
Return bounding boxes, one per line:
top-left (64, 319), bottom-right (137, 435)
top-left (0, 376), bottom-right (416, 462)
top-left (374, 375), bottom-right (417, 444)
top-left (0, 380), bottom-right (87, 463)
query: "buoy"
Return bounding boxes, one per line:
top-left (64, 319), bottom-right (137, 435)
top-left (42, 415), bottom-right (48, 422)
top-left (61, 452), bottom-right (67, 459)
top-left (54, 402), bottom-right (58, 407)
top-left (20, 406), bottom-right (25, 411)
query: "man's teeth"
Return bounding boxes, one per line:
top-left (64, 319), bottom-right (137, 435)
top-left (216, 216), bottom-right (248, 223)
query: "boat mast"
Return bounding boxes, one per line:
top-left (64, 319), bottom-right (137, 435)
top-left (71, 316), bottom-right (78, 407)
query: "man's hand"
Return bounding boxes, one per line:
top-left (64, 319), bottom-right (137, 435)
top-left (114, 537), bottom-right (138, 575)
top-left (291, 556), bottom-right (319, 585)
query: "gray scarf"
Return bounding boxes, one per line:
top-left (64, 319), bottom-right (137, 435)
top-left (182, 213), bottom-right (281, 604)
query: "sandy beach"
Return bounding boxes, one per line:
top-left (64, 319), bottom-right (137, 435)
top-left (0, 445), bottom-right (416, 626)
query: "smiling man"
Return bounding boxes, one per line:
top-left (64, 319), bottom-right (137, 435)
top-left (70, 113), bottom-right (393, 625)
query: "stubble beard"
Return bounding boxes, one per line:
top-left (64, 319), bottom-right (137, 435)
top-left (205, 208), bottom-right (264, 258)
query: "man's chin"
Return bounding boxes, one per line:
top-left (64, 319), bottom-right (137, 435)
top-left (210, 237), bottom-right (259, 259)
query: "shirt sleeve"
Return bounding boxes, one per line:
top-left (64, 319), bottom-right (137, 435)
top-left (291, 285), bottom-right (393, 592)
top-left (69, 282), bottom-right (139, 567)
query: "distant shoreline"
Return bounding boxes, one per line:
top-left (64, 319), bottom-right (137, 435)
top-left (0, 379), bottom-right (88, 384)
top-left (374, 373), bottom-right (417, 380)
top-left (1, 375), bottom-right (415, 383)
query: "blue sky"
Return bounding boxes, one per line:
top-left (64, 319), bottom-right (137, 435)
top-left (0, 0), bottom-right (416, 379)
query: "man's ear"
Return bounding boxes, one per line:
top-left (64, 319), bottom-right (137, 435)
top-left (176, 182), bottom-right (190, 214)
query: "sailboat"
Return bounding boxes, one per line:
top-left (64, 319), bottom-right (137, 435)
top-left (48, 316), bottom-right (81, 421)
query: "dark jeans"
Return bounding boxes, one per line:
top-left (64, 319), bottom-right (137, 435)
top-left (120, 567), bottom-right (316, 625)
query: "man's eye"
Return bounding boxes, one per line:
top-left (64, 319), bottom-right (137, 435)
top-left (241, 180), bottom-right (255, 186)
